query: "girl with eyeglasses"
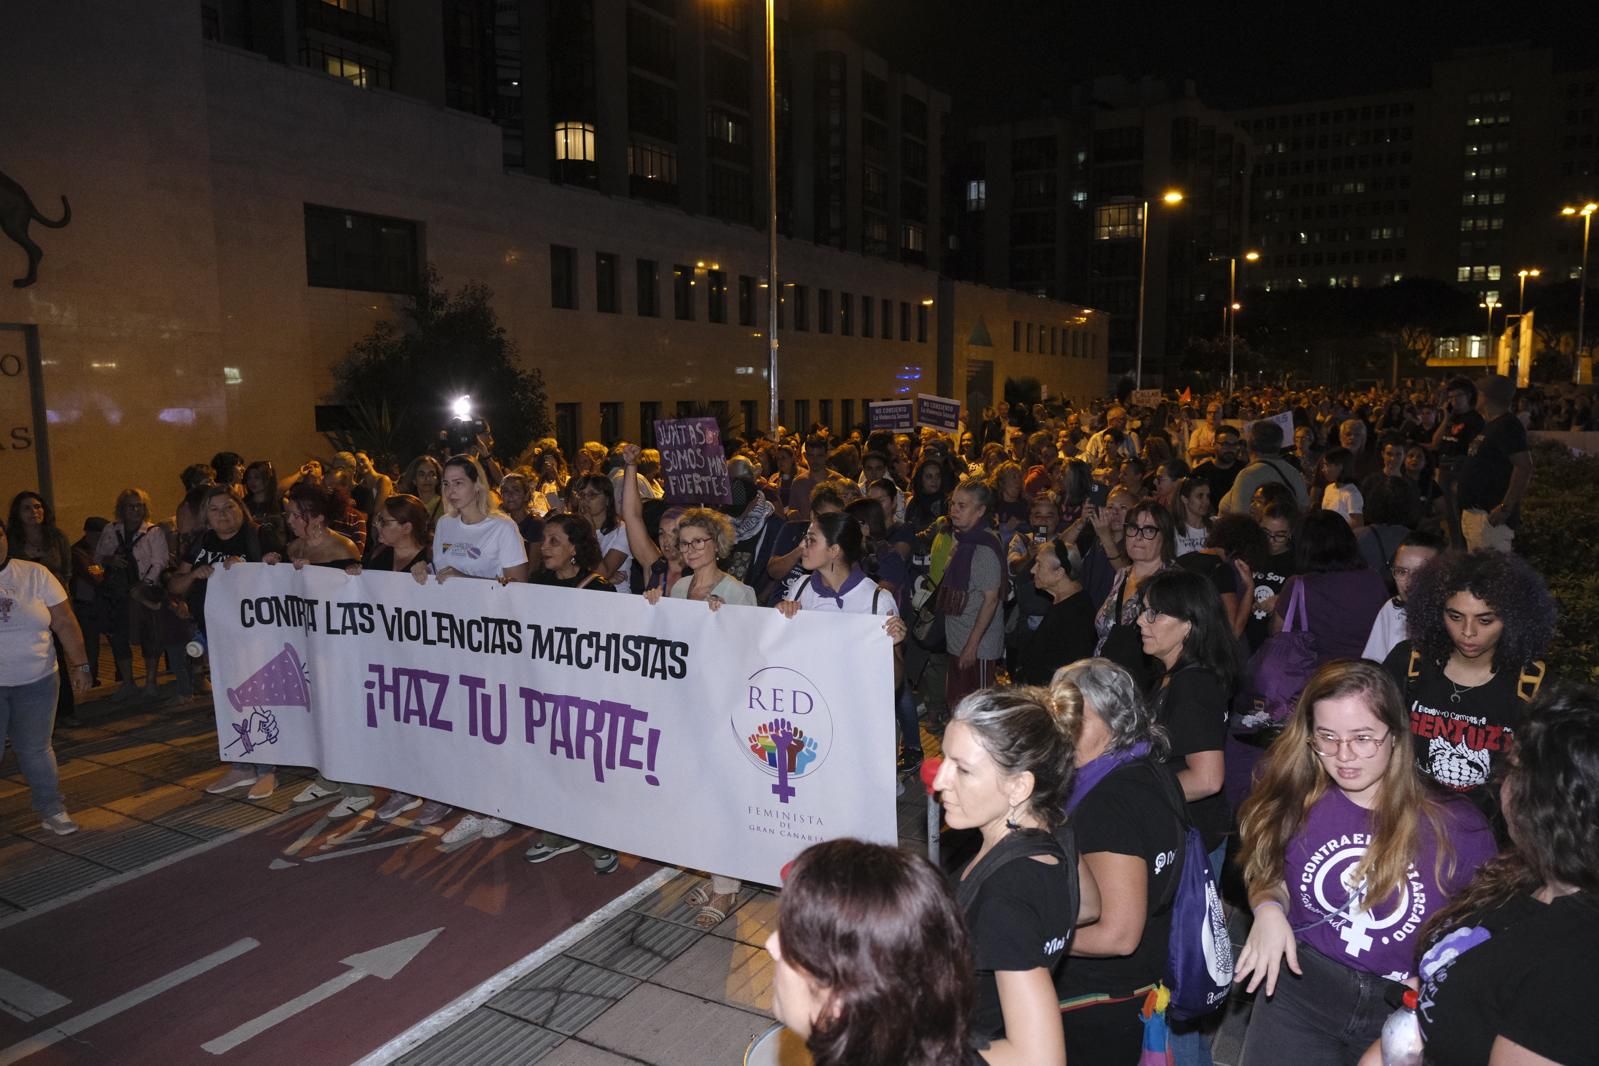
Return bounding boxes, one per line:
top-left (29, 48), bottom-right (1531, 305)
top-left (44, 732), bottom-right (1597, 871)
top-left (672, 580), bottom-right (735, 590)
top-left (1233, 660), bottom-right (1494, 1066)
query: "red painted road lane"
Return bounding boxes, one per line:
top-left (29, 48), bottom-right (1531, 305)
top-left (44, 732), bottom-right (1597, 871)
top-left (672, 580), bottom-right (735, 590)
top-left (0, 809), bottom-right (658, 1065)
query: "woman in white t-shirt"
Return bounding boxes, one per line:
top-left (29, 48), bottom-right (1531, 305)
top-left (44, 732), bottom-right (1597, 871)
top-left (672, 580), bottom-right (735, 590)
top-left (0, 525), bottom-right (92, 836)
top-left (568, 474), bottom-right (633, 591)
top-left (1318, 447), bottom-right (1365, 529)
top-left (416, 455), bottom-right (529, 847)
top-left (777, 511), bottom-right (907, 640)
top-left (1171, 476), bottom-right (1213, 557)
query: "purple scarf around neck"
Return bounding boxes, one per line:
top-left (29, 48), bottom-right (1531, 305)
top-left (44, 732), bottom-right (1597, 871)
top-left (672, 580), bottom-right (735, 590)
top-left (1065, 741), bottom-right (1151, 815)
top-left (809, 564), bottom-right (867, 607)
top-left (936, 525), bottom-right (1008, 617)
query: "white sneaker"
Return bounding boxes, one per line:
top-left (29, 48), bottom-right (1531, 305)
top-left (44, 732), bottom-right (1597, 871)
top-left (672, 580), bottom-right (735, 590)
top-left (328, 794), bottom-right (374, 819)
top-left (292, 782), bottom-right (340, 804)
top-left (441, 814), bottom-right (488, 846)
top-left (205, 767), bottom-right (257, 795)
top-left (479, 816), bottom-right (511, 839)
top-left (41, 812), bottom-right (79, 836)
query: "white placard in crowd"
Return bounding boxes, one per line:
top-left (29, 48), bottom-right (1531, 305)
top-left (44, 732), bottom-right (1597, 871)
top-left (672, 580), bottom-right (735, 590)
top-left (205, 564), bottom-right (898, 885)
top-left (1130, 388), bottom-right (1164, 408)
top-left (1243, 409), bottom-right (1295, 444)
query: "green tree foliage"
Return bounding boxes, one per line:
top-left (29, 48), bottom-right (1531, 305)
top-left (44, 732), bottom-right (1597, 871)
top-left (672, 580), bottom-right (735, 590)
top-left (1518, 441), bottom-right (1599, 681)
top-left (328, 268), bottom-right (550, 468)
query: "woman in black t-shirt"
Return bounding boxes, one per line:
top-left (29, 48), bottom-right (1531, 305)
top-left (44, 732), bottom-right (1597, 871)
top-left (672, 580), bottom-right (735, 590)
top-left (358, 494), bottom-right (431, 576)
top-left (930, 687), bottom-right (1099, 1066)
top-left (1381, 550), bottom-right (1554, 825)
top-left (765, 839), bottom-right (986, 1066)
top-left (1373, 685), bottom-right (1599, 1066)
top-left (1012, 539), bottom-right (1096, 686)
top-left (1138, 569), bottom-right (1237, 878)
top-left (533, 514), bottom-right (615, 593)
top-left (1052, 658), bottom-right (1187, 1066)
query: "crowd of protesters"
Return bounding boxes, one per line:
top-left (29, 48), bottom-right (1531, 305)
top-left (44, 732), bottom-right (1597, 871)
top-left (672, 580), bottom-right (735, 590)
top-left (1, 371), bottom-right (1595, 1065)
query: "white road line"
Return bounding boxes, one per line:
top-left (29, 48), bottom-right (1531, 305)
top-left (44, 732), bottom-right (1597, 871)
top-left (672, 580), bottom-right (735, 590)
top-left (352, 867), bottom-right (677, 1066)
top-left (0, 938), bottom-right (260, 1065)
top-left (0, 969), bottom-right (69, 1022)
top-left (301, 836), bottom-right (424, 863)
top-left (201, 929), bottom-right (441, 1055)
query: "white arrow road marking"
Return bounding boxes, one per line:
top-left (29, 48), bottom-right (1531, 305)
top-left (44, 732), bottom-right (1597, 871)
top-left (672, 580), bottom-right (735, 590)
top-left (0, 969), bottom-right (69, 1022)
top-left (201, 928), bottom-right (442, 1056)
top-left (302, 836), bottom-right (424, 863)
top-left (0, 938), bottom-right (260, 1065)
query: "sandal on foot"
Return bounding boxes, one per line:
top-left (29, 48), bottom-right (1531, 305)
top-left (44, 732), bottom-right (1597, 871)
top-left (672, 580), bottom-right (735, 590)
top-left (692, 893), bottom-right (737, 931)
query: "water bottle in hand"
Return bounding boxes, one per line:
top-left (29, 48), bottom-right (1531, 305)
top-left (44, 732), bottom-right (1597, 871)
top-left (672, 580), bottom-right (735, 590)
top-left (1380, 989), bottom-right (1424, 1066)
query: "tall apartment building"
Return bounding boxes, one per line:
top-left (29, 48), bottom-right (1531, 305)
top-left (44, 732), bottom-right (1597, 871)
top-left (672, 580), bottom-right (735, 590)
top-left (948, 78), bottom-right (1251, 381)
top-left (1236, 46), bottom-right (1599, 312)
top-left (200, 0), bottom-right (946, 263)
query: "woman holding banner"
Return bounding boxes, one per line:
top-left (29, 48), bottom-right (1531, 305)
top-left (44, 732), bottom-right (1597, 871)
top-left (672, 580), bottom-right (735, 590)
top-left (411, 455), bottom-right (529, 846)
top-left (644, 506), bottom-right (756, 926)
top-left (567, 474), bottom-right (631, 592)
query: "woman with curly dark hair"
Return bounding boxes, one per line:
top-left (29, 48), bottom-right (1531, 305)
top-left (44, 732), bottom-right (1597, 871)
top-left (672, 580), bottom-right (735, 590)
top-left (1362, 684), bottom-right (1599, 1066)
top-left (1381, 550), bottom-right (1555, 823)
top-left (763, 838), bottom-right (985, 1066)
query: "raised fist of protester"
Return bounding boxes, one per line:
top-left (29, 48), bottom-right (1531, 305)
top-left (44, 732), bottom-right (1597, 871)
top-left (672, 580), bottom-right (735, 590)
top-left (621, 443), bottom-right (642, 467)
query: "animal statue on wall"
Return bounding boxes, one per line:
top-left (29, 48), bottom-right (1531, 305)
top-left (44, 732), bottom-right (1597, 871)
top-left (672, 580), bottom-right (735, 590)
top-left (0, 167), bottom-right (71, 288)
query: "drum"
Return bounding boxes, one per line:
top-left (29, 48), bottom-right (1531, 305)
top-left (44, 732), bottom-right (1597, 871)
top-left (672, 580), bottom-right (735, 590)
top-left (743, 1022), bottom-right (813, 1065)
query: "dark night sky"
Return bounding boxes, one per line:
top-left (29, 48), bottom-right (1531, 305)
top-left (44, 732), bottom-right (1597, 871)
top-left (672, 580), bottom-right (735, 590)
top-left (836, 1), bottom-right (1599, 121)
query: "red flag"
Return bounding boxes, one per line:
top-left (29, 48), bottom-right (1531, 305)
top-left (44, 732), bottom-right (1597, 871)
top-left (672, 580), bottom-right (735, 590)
top-left (1179, 387), bottom-right (1193, 404)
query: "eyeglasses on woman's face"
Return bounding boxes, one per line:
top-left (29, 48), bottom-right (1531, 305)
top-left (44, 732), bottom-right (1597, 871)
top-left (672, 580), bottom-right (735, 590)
top-left (1308, 731), bottom-right (1392, 759)
top-left (1125, 523), bottom-right (1162, 541)
top-left (679, 536), bottom-right (715, 553)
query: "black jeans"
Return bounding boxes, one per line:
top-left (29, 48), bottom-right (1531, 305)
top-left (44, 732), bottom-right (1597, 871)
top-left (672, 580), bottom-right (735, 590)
top-left (1238, 943), bottom-right (1398, 1066)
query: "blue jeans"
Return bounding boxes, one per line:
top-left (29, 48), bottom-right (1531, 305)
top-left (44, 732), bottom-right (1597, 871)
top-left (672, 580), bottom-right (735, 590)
top-left (894, 683), bottom-right (921, 762)
top-left (1, 673), bottom-right (66, 817)
top-left (1238, 943), bottom-right (1396, 1066)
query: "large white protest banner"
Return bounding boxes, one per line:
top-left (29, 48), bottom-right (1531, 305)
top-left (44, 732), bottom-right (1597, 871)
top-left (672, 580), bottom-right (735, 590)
top-left (206, 564), bottom-right (898, 885)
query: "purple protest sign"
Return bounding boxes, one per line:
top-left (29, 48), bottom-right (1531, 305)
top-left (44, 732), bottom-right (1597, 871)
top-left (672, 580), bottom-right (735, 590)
top-left (654, 417), bottom-right (733, 505)
top-left (916, 393), bottom-right (961, 432)
top-left (868, 399), bottom-right (915, 431)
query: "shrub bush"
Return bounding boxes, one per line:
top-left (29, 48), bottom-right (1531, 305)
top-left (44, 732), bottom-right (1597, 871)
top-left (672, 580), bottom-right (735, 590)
top-left (1517, 441), bottom-right (1599, 681)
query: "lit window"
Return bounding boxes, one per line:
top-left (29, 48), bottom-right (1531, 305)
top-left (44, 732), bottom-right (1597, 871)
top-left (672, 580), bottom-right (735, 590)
top-left (901, 223), bottom-right (926, 253)
top-left (1094, 203), bottom-right (1143, 241)
top-left (555, 121), bottom-right (596, 162)
top-left (1487, 265), bottom-right (1501, 280)
top-left (966, 179), bottom-right (987, 210)
top-left (627, 140), bottom-right (677, 183)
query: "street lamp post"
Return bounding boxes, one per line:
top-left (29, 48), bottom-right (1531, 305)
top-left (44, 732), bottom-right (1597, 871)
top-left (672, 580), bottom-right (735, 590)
top-left (1134, 190), bottom-right (1184, 389)
top-left (1479, 298), bottom-right (1500, 363)
top-left (1226, 249), bottom-right (1260, 395)
top-left (763, 0), bottom-right (778, 433)
top-left (1516, 267), bottom-right (1541, 315)
top-left (1563, 202), bottom-right (1597, 385)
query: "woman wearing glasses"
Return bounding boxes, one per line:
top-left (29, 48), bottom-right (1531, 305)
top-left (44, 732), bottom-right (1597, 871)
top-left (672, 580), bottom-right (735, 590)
top-left (643, 506), bottom-right (756, 929)
top-left (1093, 500), bottom-right (1176, 690)
top-left (1233, 660), bottom-right (1495, 1066)
top-left (566, 474), bottom-right (632, 591)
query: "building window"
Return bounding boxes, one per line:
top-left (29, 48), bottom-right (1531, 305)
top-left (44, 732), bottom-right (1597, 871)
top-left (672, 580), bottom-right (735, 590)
top-left (840, 292), bottom-right (854, 335)
top-left (554, 121), bottom-right (596, 162)
top-left (550, 244), bottom-right (578, 309)
top-left (706, 108), bottom-right (748, 145)
top-left (881, 298), bottom-right (893, 340)
top-left (899, 302), bottom-right (911, 342)
top-left (840, 398), bottom-right (854, 431)
top-left (300, 42), bottom-right (392, 90)
top-left (966, 179), bottom-right (987, 210)
top-left (303, 204), bottom-right (419, 294)
top-left (676, 400), bottom-right (696, 418)
top-left (673, 263), bottom-right (694, 320)
top-left (708, 269), bottom-right (728, 323)
top-left (708, 164), bottom-right (753, 224)
top-left (901, 222), bottom-right (926, 254)
top-left (738, 275), bottom-right (756, 326)
top-left (917, 302), bottom-right (928, 343)
top-left (1094, 203), bottom-right (1143, 240)
top-left (793, 399), bottom-right (810, 432)
top-left (628, 140), bottom-right (678, 184)
top-left (600, 402), bottom-right (622, 444)
top-left (595, 252), bottom-right (619, 313)
top-left (554, 402), bottom-right (581, 459)
top-left (793, 285), bottom-right (809, 331)
top-left (636, 259), bottom-right (659, 316)
top-left (1013, 321), bottom-right (1021, 351)
top-left (818, 399), bottom-right (833, 430)
top-left (817, 289), bottom-right (833, 333)
top-left (862, 297), bottom-right (874, 338)
top-left (639, 401), bottom-right (660, 447)
top-left (741, 399), bottom-right (759, 436)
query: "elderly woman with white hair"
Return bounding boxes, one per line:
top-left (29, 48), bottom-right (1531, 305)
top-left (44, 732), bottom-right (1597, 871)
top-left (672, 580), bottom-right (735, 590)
top-left (1051, 659), bottom-right (1188, 1066)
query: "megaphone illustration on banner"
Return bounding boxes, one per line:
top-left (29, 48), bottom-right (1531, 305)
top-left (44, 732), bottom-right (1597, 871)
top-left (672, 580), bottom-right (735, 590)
top-left (228, 643), bottom-right (311, 716)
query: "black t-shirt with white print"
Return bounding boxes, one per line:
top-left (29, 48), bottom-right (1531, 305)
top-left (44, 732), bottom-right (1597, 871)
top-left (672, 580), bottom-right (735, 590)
top-left (964, 844), bottom-right (1081, 1042)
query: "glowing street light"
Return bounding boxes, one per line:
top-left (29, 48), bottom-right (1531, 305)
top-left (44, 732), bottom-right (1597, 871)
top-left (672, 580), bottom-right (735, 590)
top-left (1562, 202), bottom-right (1597, 383)
top-left (1516, 267), bottom-right (1541, 315)
top-left (1135, 189), bottom-right (1186, 388)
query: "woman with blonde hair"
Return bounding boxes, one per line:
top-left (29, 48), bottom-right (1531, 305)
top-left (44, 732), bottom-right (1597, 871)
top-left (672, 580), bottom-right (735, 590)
top-left (93, 487), bottom-right (170, 701)
top-left (1233, 659), bottom-right (1496, 1066)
